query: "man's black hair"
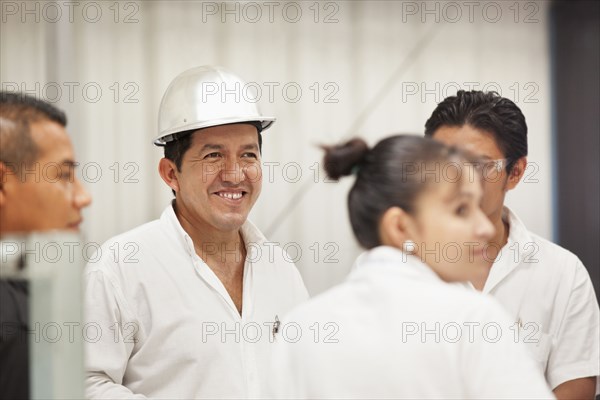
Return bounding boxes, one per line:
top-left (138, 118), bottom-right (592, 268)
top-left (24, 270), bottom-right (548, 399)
top-left (0, 91), bottom-right (68, 173)
top-left (424, 90), bottom-right (527, 172)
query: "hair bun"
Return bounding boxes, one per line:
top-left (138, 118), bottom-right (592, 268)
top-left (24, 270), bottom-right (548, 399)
top-left (321, 138), bottom-right (369, 180)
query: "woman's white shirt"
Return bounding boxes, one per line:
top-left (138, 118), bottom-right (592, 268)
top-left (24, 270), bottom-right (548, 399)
top-left (270, 246), bottom-right (554, 399)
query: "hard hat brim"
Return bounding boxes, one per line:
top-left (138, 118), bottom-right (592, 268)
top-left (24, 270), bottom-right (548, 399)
top-left (153, 116), bottom-right (275, 146)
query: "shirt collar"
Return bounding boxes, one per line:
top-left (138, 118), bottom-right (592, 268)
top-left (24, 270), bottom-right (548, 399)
top-left (159, 201), bottom-right (267, 258)
top-left (482, 206), bottom-right (535, 293)
top-left (503, 206), bottom-right (534, 249)
top-left (353, 245), bottom-right (444, 284)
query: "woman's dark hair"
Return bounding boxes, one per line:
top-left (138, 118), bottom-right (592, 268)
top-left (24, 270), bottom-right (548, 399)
top-left (424, 90), bottom-right (527, 173)
top-left (323, 135), bottom-right (472, 249)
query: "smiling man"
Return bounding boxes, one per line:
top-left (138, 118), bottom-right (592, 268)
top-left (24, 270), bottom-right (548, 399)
top-left (425, 90), bottom-right (599, 400)
top-left (0, 91), bottom-right (92, 399)
top-left (83, 66), bottom-right (308, 399)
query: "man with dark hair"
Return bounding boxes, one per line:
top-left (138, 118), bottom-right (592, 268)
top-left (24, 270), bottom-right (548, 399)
top-left (84, 66), bottom-right (308, 399)
top-left (0, 91), bottom-right (92, 398)
top-left (425, 90), bottom-right (599, 399)
top-left (0, 91), bottom-right (92, 233)
top-left (163, 121), bottom-right (262, 196)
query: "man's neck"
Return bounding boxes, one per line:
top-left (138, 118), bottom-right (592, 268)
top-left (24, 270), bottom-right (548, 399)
top-left (489, 207), bottom-right (510, 253)
top-left (173, 203), bottom-right (246, 314)
top-left (192, 230), bottom-right (246, 267)
top-left (173, 204), bottom-right (245, 266)
top-left (472, 207), bottom-right (510, 291)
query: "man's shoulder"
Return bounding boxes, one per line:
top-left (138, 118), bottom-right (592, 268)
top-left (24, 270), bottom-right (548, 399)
top-left (507, 208), bottom-right (583, 270)
top-left (103, 219), bottom-right (164, 245)
top-left (528, 231), bottom-right (584, 269)
top-left (85, 217), bottom-right (172, 274)
top-left (101, 218), bottom-right (164, 249)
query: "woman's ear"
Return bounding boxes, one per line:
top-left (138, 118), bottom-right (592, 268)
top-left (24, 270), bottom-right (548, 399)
top-left (379, 207), bottom-right (414, 249)
top-left (158, 158), bottom-right (180, 194)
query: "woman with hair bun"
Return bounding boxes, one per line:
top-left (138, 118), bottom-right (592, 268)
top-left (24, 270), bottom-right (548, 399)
top-left (270, 135), bottom-right (553, 399)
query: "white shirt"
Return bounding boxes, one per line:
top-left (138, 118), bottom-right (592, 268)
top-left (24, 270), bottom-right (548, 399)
top-left (270, 246), bottom-right (554, 399)
top-left (481, 208), bottom-right (599, 391)
top-left (84, 204), bottom-right (309, 399)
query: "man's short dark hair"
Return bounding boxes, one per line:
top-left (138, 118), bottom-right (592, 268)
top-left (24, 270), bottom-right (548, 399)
top-left (424, 90), bottom-right (527, 173)
top-left (0, 92), bottom-right (67, 173)
top-left (163, 122), bottom-right (263, 196)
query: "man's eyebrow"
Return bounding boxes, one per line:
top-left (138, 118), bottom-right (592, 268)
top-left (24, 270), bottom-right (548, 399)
top-left (199, 144), bottom-right (224, 152)
top-left (197, 143), bottom-right (259, 153)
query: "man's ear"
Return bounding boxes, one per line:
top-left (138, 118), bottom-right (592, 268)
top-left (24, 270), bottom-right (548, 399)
top-left (158, 158), bottom-right (180, 194)
top-left (379, 206), bottom-right (415, 248)
top-left (0, 162), bottom-right (14, 208)
top-left (506, 157), bottom-right (527, 191)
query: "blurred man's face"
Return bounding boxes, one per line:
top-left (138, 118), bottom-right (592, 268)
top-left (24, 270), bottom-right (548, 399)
top-left (0, 120), bottom-right (92, 234)
top-left (431, 124), bottom-right (512, 222)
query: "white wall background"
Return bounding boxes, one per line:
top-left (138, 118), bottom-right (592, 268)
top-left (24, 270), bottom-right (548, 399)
top-left (1, 0), bottom-right (552, 295)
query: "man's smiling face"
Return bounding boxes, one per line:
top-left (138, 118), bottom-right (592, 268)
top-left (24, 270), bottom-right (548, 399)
top-left (172, 123), bottom-right (262, 233)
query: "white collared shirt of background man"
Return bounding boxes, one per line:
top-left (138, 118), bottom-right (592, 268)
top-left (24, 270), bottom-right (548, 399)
top-left (84, 204), bottom-right (308, 399)
top-left (480, 207), bottom-right (599, 392)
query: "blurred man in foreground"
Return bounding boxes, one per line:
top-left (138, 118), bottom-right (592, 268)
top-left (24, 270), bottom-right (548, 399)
top-left (0, 91), bottom-right (92, 398)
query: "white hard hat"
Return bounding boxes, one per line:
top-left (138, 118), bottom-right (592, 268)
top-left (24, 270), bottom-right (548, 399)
top-left (154, 66), bottom-right (275, 146)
